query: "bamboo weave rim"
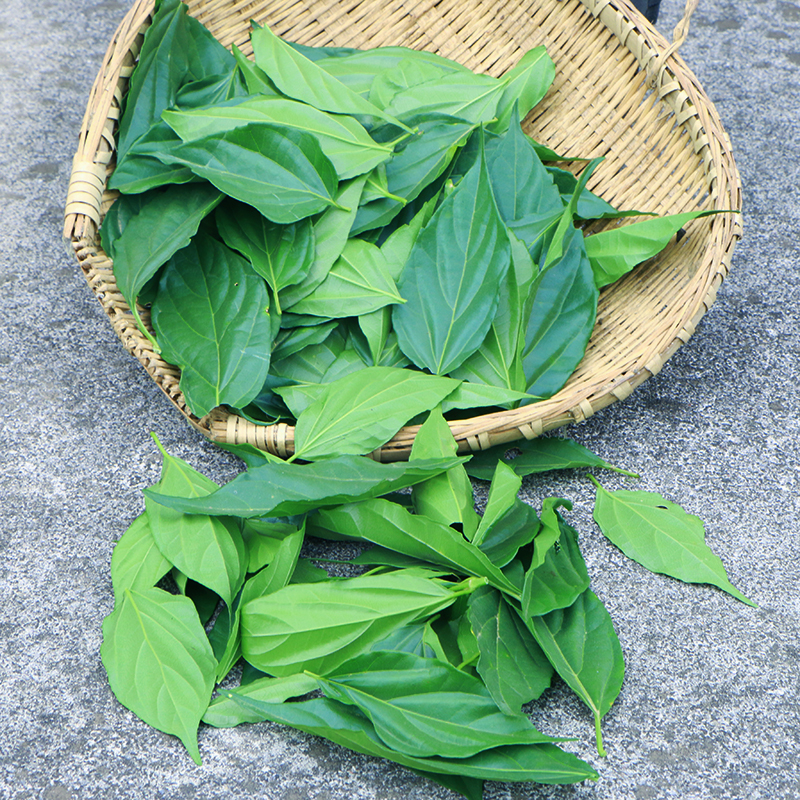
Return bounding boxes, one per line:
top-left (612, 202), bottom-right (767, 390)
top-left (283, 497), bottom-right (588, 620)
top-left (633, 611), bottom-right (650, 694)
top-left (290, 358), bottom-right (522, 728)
top-left (64, 0), bottom-right (742, 461)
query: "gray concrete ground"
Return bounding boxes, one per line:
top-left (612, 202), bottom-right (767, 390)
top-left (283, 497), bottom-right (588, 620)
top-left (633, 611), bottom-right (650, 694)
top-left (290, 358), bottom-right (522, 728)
top-left (1, 0), bottom-right (798, 798)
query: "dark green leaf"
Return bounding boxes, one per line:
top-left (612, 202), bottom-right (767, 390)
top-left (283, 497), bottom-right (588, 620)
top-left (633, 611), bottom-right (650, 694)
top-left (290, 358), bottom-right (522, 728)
top-left (522, 513), bottom-right (590, 617)
top-left (394, 136), bottom-right (511, 374)
top-left (591, 479), bottom-right (755, 606)
top-left (528, 589), bottom-right (625, 756)
top-left (467, 586), bottom-right (554, 713)
top-left (311, 650), bottom-right (557, 758)
top-left (223, 692), bottom-right (599, 784)
top-left (150, 231), bottom-right (274, 417)
top-left (144, 454), bottom-right (468, 519)
top-left (101, 587), bottom-right (216, 764)
top-left (154, 123), bottom-right (341, 223)
top-left (466, 436), bottom-right (638, 480)
top-left (105, 183), bottom-right (223, 344)
top-left (215, 200), bottom-right (314, 315)
top-left (522, 224), bottom-right (598, 398)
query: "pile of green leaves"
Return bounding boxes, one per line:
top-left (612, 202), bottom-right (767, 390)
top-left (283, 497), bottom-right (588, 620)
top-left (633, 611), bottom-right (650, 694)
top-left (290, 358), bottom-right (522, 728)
top-left (98, 1), bottom-right (752, 795)
top-left (101, 0), bottom-right (719, 421)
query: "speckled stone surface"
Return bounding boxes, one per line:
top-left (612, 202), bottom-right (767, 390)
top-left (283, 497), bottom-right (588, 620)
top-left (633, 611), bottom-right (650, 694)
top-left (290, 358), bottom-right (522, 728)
top-left (1, 1), bottom-right (798, 798)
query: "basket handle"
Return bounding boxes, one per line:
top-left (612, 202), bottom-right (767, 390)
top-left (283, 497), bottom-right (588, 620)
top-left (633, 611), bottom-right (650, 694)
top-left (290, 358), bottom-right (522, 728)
top-left (653, 0), bottom-right (699, 91)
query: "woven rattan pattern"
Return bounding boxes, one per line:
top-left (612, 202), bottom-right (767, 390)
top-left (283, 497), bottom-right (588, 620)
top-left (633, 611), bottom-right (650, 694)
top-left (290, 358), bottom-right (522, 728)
top-left (64, 0), bottom-right (742, 461)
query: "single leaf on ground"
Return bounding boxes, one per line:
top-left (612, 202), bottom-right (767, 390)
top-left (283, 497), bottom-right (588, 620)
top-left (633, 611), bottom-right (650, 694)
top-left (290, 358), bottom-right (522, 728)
top-left (292, 367), bottom-right (458, 460)
top-left (394, 135), bottom-right (511, 375)
top-left (591, 478), bottom-right (755, 606)
top-left (144, 454), bottom-right (468, 519)
top-left (154, 123), bottom-right (342, 224)
top-left (241, 570), bottom-right (474, 676)
top-left (311, 650), bottom-right (557, 759)
top-left (466, 436), bottom-right (638, 480)
top-left (527, 588), bottom-right (625, 756)
top-left (101, 587), bottom-right (216, 765)
top-left (109, 512), bottom-right (172, 604)
top-left (144, 437), bottom-right (247, 607)
top-left (467, 586), bottom-right (554, 714)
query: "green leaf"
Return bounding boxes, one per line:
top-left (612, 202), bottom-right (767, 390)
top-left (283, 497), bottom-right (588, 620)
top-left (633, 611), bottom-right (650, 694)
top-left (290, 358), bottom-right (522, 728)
top-left (281, 174), bottom-right (369, 308)
top-left (150, 231), bottom-right (273, 417)
top-left (591, 479), bottom-right (755, 606)
top-left (440, 381), bottom-right (538, 412)
top-left (215, 200), bottom-right (314, 315)
top-left (292, 367), bottom-right (458, 460)
top-left (522, 224), bottom-right (598, 398)
top-left (109, 512), bottom-right (172, 604)
top-left (271, 327), bottom-right (362, 389)
top-left (383, 71), bottom-right (504, 124)
top-left (527, 589), bottom-right (625, 756)
top-left (309, 498), bottom-right (520, 597)
top-left (466, 436), bottom-right (638, 480)
top-left (471, 462), bottom-right (541, 568)
top-left (241, 570), bottom-right (472, 676)
top-left (144, 454), bottom-right (468, 519)
top-left (311, 650), bottom-right (557, 759)
top-left (163, 95), bottom-right (393, 180)
top-left (522, 513), bottom-right (590, 617)
top-left (546, 166), bottom-right (644, 221)
top-left (223, 692), bottom-right (599, 784)
top-left (203, 672), bottom-right (317, 727)
top-left (104, 184), bottom-right (223, 346)
top-left (113, 0), bottom-right (235, 175)
top-left (584, 209), bottom-right (727, 288)
top-left (450, 232), bottom-right (536, 394)
top-left (410, 408), bottom-right (479, 538)
top-left (352, 114), bottom-right (478, 236)
top-left (467, 586), bottom-right (554, 713)
top-left (530, 497), bottom-right (573, 571)
top-left (242, 523), bottom-right (306, 605)
top-left (242, 518), bottom-right (300, 573)
top-left (144, 438), bottom-right (246, 607)
top-left (369, 58), bottom-right (458, 109)
top-left (154, 123), bottom-right (341, 223)
top-left (250, 23), bottom-right (413, 132)
top-left (394, 135), bottom-right (511, 374)
top-left (289, 238), bottom-right (405, 318)
top-left (101, 587), bottom-right (216, 765)
top-left (490, 47), bottom-right (556, 133)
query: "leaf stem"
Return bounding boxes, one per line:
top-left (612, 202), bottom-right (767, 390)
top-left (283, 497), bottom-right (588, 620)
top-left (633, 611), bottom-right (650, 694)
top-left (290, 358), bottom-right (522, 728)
top-left (594, 712), bottom-right (607, 757)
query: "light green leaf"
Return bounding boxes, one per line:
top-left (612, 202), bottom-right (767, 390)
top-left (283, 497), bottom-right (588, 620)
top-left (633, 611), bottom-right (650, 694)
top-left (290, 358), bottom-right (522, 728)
top-left (109, 512), bottom-right (172, 604)
top-left (293, 367), bottom-right (458, 460)
top-left (591, 478), bottom-right (755, 606)
top-left (101, 587), bottom-right (216, 764)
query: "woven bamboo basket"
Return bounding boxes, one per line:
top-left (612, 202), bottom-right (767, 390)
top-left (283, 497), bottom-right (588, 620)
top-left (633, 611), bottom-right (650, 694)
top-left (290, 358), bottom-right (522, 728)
top-left (64, 0), bottom-right (741, 461)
